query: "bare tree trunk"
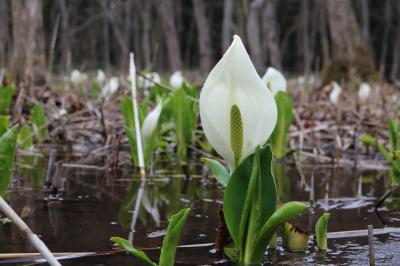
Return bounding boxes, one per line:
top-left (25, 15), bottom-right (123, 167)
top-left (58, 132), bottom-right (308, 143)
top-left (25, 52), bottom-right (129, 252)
top-left (102, 0), bottom-right (110, 71)
top-left (246, 0), bottom-right (265, 72)
top-left (222, 0), bottom-right (235, 52)
top-left (390, 17), bottom-right (400, 81)
top-left (379, 0), bottom-right (392, 78)
top-left (302, 0), bottom-right (311, 78)
top-left (263, 0), bottom-right (282, 69)
top-left (139, 0), bottom-right (152, 68)
top-left (317, 0), bottom-right (330, 66)
top-left (193, 0), bottom-right (212, 74)
top-left (57, 0), bottom-right (72, 73)
top-left (157, 0), bottom-right (183, 71)
top-left (360, 0), bottom-right (370, 46)
top-left (324, 0), bottom-right (375, 82)
top-left (11, 0), bottom-right (47, 87)
top-left (0, 0), bottom-right (9, 69)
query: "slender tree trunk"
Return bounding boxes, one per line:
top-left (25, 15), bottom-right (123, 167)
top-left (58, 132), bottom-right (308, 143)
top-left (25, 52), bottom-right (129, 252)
top-left (11, 0), bottom-right (47, 87)
top-left (0, 0), bottom-right (9, 69)
top-left (193, 0), bottom-right (212, 74)
top-left (157, 0), bottom-right (183, 71)
top-left (360, 0), bottom-right (370, 46)
top-left (263, 0), bottom-right (282, 69)
top-left (246, 0), bottom-right (265, 72)
top-left (57, 0), bottom-right (72, 73)
top-left (222, 0), bottom-right (235, 52)
top-left (102, 0), bottom-right (110, 71)
top-left (318, 0), bottom-right (330, 66)
top-left (379, 0), bottom-right (392, 78)
top-left (140, 0), bottom-right (152, 68)
top-left (302, 0), bottom-right (311, 78)
top-left (390, 18), bottom-right (400, 81)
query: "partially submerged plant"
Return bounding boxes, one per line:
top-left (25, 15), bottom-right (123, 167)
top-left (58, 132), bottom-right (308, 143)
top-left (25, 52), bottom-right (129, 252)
top-left (200, 35), bottom-right (309, 264)
top-left (111, 208), bottom-right (190, 266)
top-left (282, 222), bottom-right (310, 251)
top-left (29, 104), bottom-right (47, 143)
top-left (361, 119), bottom-right (400, 183)
top-left (315, 212), bottom-right (330, 250)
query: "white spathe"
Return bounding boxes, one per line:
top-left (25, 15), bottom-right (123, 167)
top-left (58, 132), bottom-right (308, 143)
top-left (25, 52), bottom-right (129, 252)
top-left (358, 82), bottom-right (371, 103)
top-left (199, 35), bottom-right (278, 169)
top-left (329, 81), bottom-right (342, 105)
top-left (70, 69), bottom-right (83, 85)
top-left (101, 77), bottom-right (119, 98)
top-left (139, 72), bottom-right (161, 89)
top-left (141, 102), bottom-right (163, 145)
top-left (96, 70), bottom-right (106, 84)
top-left (262, 67), bottom-right (287, 96)
top-left (169, 71), bottom-right (184, 89)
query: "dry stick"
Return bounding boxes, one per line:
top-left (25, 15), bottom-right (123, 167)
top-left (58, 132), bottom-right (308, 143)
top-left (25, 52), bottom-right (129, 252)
top-left (128, 53), bottom-right (146, 244)
top-left (368, 225), bottom-right (375, 266)
top-left (0, 197), bottom-right (61, 266)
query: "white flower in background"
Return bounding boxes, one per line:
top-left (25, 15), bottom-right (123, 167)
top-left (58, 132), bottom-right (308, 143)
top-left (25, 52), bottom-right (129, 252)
top-left (70, 69), bottom-right (83, 85)
top-left (139, 72), bottom-right (161, 89)
top-left (96, 70), bottom-right (106, 84)
top-left (262, 67), bottom-right (287, 96)
top-left (101, 77), bottom-right (119, 99)
top-left (169, 71), bottom-right (184, 89)
top-left (358, 82), bottom-right (371, 104)
top-left (141, 101), bottom-right (163, 144)
top-left (329, 81), bottom-right (342, 105)
top-left (199, 35), bottom-right (278, 170)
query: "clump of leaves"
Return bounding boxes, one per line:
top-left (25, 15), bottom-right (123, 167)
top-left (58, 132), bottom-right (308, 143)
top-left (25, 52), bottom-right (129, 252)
top-left (111, 208), bottom-right (190, 266)
top-left (29, 104), bottom-right (47, 143)
top-left (0, 84), bottom-right (14, 115)
top-left (0, 126), bottom-right (18, 196)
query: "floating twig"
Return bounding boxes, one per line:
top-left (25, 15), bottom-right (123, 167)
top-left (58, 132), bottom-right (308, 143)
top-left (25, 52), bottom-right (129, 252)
top-left (368, 225), bottom-right (375, 266)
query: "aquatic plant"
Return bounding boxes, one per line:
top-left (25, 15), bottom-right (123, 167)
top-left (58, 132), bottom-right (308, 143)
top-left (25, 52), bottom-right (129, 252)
top-left (282, 222), bottom-right (310, 251)
top-left (315, 212), bottom-right (330, 250)
top-left (262, 67), bottom-right (287, 96)
top-left (329, 81), bottom-right (342, 105)
top-left (169, 71), bottom-right (184, 89)
top-left (29, 104), bottom-right (47, 143)
top-left (361, 119), bottom-right (400, 183)
top-left (0, 126), bottom-right (18, 196)
top-left (358, 82), bottom-right (371, 104)
top-left (200, 35), bottom-right (309, 264)
top-left (0, 83), bottom-right (14, 115)
top-left (96, 69), bottom-right (106, 84)
top-left (111, 208), bottom-right (190, 266)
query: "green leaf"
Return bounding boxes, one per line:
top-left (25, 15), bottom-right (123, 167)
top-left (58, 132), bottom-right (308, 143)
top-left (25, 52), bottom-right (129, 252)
top-left (110, 237), bottom-right (156, 266)
top-left (394, 151), bottom-right (400, 161)
top-left (0, 115), bottom-right (9, 137)
top-left (223, 146), bottom-right (277, 263)
top-left (17, 126), bottom-right (33, 150)
top-left (0, 84), bottom-right (14, 115)
top-left (252, 201), bottom-right (309, 262)
top-left (223, 247), bottom-right (239, 263)
top-left (202, 158), bottom-right (229, 187)
top-left (388, 120), bottom-right (400, 151)
top-left (270, 92), bottom-right (293, 158)
top-left (360, 134), bottom-right (391, 161)
top-left (315, 212), bottom-right (330, 250)
top-left (0, 126), bottom-right (18, 196)
top-left (29, 104), bottom-right (46, 143)
top-left (159, 208), bottom-right (191, 266)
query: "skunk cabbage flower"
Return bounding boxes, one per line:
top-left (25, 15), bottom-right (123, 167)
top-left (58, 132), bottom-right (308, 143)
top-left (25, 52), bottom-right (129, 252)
top-left (141, 102), bottom-right (163, 144)
top-left (199, 35), bottom-right (277, 170)
top-left (96, 70), bottom-right (106, 84)
top-left (139, 72), bottom-right (161, 89)
top-left (262, 67), bottom-right (287, 96)
top-left (358, 82), bottom-right (371, 103)
top-left (169, 71), bottom-right (184, 89)
top-left (101, 77), bottom-right (119, 99)
top-left (70, 69), bottom-right (83, 85)
top-left (329, 81), bottom-right (342, 105)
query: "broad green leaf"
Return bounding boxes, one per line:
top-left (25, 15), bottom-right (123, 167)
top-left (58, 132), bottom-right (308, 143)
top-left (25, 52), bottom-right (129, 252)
top-left (0, 115), bottom-right (9, 137)
top-left (394, 151), bottom-right (400, 161)
top-left (315, 212), bottom-right (330, 250)
top-left (0, 126), bottom-right (18, 196)
top-left (17, 126), bottom-right (33, 150)
top-left (223, 146), bottom-right (277, 262)
top-left (223, 247), bottom-right (239, 263)
top-left (270, 92), bottom-right (293, 158)
top-left (0, 84), bottom-right (14, 115)
top-left (110, 237), bottom-right (156, 266)
top-left (29, 104), bottom-right (46, 142)
top-left (170, 88), bottom-right (197, 163)
top-left (252, 201), bottom-right (309, 262)
top-left (202, 158), bottom-right (229, 187)
top-left (159, 208), bottom-right (191, 266)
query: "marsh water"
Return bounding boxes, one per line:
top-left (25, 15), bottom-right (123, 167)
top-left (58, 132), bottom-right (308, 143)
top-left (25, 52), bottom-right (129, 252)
top-left (1, 151), bottom-right (400, 265)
